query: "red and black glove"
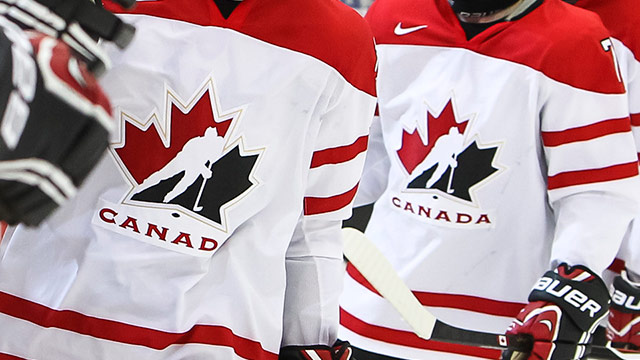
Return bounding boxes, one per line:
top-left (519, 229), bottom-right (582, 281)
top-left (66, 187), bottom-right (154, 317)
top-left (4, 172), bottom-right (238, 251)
top-left (279, 340), bottom-right (354, 360)
top-left (0, 21), bottom-right (113, 226)
top-left (607, 271), bottom-right (640, 350)
top-left (502, 263), bottom-right (610, 360)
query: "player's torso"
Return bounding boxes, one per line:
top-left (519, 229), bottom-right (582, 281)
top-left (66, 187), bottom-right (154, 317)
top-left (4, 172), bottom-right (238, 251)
top-left (0, 1), bottom-right (373, 359)
top-left (340, 0), bottom-right (627, 358)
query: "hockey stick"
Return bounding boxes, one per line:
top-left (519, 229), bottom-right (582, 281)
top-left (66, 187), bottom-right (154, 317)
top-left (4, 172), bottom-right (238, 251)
top-left (193, 161), bottom-right (214, 212)
top-left (341, 227), bottom-right (639, 360)
top-left (446, 155), bottom-right (457, 194)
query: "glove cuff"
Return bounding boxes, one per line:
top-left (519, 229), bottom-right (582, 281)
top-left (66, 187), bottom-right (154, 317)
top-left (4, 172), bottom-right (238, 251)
top-left (529, 263), bottom-right (610, 332)
top-left (611, 271), bottom-right (640, 314)
top-left (279, 345), bottom-right (333, 360)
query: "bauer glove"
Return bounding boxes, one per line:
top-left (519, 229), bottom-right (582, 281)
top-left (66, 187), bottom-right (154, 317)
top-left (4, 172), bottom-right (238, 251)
top-left (0, 22), bottom-right (112, 226)
top-left (279, 340), bottom-right (355, 360)
top-left (502, 263), bottom-right (610, 360)
top-left (607, 270), bottom-right (640, 350)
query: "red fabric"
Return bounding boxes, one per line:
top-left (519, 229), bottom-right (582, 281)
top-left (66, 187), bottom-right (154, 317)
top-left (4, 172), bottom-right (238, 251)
top-left (607, 307), bottom-right (640, 348)
top-left (0, 291), bottom-right (277, 359)
top-left (103, 0), bottom-right (376, 97)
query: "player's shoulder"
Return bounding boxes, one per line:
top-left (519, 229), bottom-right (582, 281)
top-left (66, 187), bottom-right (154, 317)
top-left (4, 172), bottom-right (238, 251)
top-left (365, 0), bottom-right (431, 41)
top-left (104, 0), bottom-right (376, 95)
top-left (530, 0), bottom-right (609, 42)
top-left (515, 0), bottom-right (623, 93)
top-left (251, 0), bottom-right (377, 96)
top-left (573, 0), bottom-right (640, 59)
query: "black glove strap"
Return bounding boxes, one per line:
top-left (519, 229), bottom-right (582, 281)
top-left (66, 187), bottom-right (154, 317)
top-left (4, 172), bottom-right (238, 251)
top-left (529, 264), bottom-right (609, 332)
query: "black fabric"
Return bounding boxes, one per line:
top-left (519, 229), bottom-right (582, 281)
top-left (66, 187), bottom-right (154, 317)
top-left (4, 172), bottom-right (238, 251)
top-left (458, 20), bottom-right (499, 40)
top-left (456, 0), bottom-right (543, 40)
top-left (213, 0), bottom-right (242, 19)
top-left (451, 0), bottom-right (519, 14)
top-left (350, 345), bottom-right (407, 360)
top-left (0, 30), bottom-right (12, 123)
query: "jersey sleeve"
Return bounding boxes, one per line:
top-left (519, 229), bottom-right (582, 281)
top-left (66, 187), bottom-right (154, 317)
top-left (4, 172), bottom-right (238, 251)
top-left (353, 110), bottom-right (391, 207)
top-left (541, 34), bottom-right (640, 275)
top-left (612, 35), bottom-right (640, 275)
top-left (282, 24), bottom-right (377, 345)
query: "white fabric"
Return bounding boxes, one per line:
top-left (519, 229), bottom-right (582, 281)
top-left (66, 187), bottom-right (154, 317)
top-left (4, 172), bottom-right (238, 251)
top-left (0, 3), bottom-right (376, 359)
top-left (339, 0), bottom-right (640, 359)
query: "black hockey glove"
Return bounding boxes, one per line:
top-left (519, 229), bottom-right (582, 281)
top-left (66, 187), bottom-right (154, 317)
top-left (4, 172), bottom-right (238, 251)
top-left (0, 0), bottom-right (136, 75)
top-left (279, 340), bottom-right (355, 360)
top-left (0, 19), bottom-right (112, 226)
top-left (607, 270), bottom-right (640, 350)
top-left (502, 263), bottom-right (610, 360)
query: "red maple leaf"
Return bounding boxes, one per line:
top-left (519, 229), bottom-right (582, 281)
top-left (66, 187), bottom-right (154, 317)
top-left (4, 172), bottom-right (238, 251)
top-left (115, 89), bottom-right (233, 184)
top-left (397, 99), bottom-right (468, 174)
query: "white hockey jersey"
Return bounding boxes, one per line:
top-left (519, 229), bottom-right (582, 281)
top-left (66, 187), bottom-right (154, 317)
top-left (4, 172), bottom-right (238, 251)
top-left (573, 0), bottom-right (640, 280)
top-left (0, 0), bottom-right (376, 359)
top-left (338, 0), bottom-right (640, 358)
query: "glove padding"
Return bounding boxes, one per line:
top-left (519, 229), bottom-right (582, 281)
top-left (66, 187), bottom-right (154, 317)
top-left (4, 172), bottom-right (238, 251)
top-left (502, 263), bottom-right (610, 360)
top-left (607, 270), bottom-right (640, 350)
top-left (279, 340), bottom-right (354, 360)
top-left (0, 22), bottom-right (112, 226)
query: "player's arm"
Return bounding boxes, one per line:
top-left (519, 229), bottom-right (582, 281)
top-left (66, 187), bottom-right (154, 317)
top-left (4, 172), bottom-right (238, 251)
top-left (280, 21), bottom-right (376, 359)
top-left (501, 20), bottom-right (640, 360)
top-left (502, 263), bottom-right (610, 360)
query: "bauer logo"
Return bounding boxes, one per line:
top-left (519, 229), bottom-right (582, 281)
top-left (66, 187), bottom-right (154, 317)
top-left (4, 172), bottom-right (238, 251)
top-left (611, 289), bottom-right (640, 312)
top-left (393, 96), bottom-right (503, 229)
top-left (97, 76), bottom-right (264, 257)
top-left (533, 277), bottom-right (602, 318)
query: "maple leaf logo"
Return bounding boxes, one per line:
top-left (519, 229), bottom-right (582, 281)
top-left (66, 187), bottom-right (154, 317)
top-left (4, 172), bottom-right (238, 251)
top-left (396, 98), bottom-right (500, 201)
top-left (397, 100), bottom-right (468, 174)
top-left (111, 80), bottom-right (260, 225)
top-left (114, 88), bottom-right (233, 185)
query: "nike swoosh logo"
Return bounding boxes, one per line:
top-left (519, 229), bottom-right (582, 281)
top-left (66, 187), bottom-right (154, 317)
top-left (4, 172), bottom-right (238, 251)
top-left (394, 22), bottom-right (428, 36)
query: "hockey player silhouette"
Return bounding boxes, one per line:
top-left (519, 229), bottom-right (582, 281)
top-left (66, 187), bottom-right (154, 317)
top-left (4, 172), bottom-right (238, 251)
top-left (137, 127), bottom-right (225, 203)
top-left (409, 126), bottom-right (465, 189)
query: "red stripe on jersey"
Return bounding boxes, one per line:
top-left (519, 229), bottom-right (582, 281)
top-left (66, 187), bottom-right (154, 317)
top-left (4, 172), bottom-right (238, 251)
top-left (346, 263), bottom-right (524, 317)
top-left (542, 117), bottom-right (631, 147)
top-left (346, 262), bottom-right (380, 295)
top-left (631, 113), bottom-right (640, 126)
top-left (310, 136), bottom-right (368, 168)
top-left (547, 161), bottom-right (639, 190)
top-left (0, 292), bottom-right (277, 359)
top-left (304, 184), bottom-right (358, 215)
top-left (339, 308), bottom-right (501, 359)
top-left (0, 353), bottom-right (25, 360)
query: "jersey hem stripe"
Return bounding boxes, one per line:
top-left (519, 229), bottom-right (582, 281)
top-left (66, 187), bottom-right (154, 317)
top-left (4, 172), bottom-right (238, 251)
top-left (0, 291), bottom-right (277, 359)
top-left (346, 263), bottom-right (525, 317)
top-left (542, 117), bottom-right (631, 147)
top-left (547, 161), bottom-right (639, 189)
top-left (339, 308), bottom-right (501, 359)
top-left (0, 353), bottom-right (25, 360)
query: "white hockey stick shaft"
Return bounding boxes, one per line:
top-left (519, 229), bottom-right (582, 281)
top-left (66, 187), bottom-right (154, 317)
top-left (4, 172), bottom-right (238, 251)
top-left (341, 227), bottom-right (637, 360)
